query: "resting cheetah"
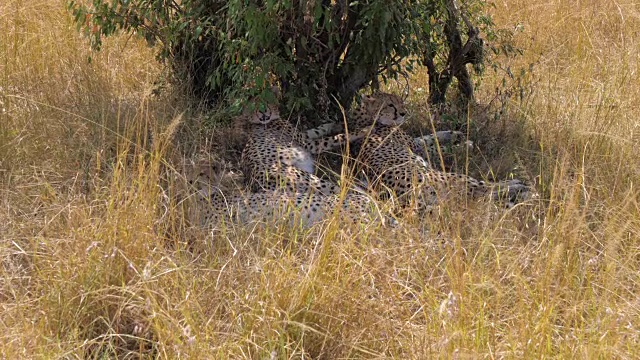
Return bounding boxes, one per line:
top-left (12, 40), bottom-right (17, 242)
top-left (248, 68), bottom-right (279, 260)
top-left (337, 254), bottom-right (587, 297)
top-left (347, 92), bottom-right (530, 208)
top-left (187, 162), bottom-right (392, 228)
top-left (240, 103), bottom-right (363, 195)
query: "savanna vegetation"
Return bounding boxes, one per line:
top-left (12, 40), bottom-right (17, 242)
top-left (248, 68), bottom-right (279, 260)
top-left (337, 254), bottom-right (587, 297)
top-left (1, 0), bottom-right (639, 358)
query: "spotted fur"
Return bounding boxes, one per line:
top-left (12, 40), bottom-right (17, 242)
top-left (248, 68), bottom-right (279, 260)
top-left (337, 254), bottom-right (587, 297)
top-left (350, 92), bottom-right (531, 208)
top-left (413, 130), bottom-right (473, 162)
top-left (188, 164), bottom-right (392, 229)
top-left (241, 104), bottom-right (362, 195)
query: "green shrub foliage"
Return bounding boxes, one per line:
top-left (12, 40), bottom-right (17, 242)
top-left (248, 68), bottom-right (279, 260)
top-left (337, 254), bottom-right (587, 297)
top-left (68, 0), bottom-right (503, 122)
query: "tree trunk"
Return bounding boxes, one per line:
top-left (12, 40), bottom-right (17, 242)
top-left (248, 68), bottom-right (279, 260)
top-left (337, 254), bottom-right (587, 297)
top-left (422, 0), bottom-right (483, 109)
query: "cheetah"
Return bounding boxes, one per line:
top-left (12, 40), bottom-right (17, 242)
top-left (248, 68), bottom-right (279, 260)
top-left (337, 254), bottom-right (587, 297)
top-left (346, 92), bottom-right (531, 208)
top-left (240, 102), bottom-right (365, 195)
top-left (413, 130), bottom-right (474, 163)
top-left (187, 162), bottom-right (393, 229)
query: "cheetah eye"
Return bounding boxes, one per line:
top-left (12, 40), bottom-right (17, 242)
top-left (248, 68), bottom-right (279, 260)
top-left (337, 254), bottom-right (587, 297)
top-left (387, 104), bottom-right (394, 107)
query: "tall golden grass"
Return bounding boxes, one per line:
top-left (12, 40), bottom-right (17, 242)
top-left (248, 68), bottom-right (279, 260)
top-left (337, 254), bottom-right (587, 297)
top-left (1, 0), bottom-right (639, 358)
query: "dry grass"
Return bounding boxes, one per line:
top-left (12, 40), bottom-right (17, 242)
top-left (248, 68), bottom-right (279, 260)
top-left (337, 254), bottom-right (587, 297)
top-left (1, 0), bottom-right (639, 358)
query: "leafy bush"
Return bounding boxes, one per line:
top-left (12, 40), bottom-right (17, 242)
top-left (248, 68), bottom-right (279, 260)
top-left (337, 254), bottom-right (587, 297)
top-left (68, 0), bottom-right (507, 123)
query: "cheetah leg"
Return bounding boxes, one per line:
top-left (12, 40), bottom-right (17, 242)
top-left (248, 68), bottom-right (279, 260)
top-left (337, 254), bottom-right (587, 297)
top-left (418, 171), bottom-right (491, 201)
top-left (486, 179), bottom-right (533, 205)
top-left (291, 167), bottom-right (342, 195)
top-left (305, 122), bottom-right (342, 139)
top-left (304, 126), bottom-right (372, 155)
top-left (413, 130), bottom-right (473, 161)
top-left (432, 172), bottom-right (532, 205)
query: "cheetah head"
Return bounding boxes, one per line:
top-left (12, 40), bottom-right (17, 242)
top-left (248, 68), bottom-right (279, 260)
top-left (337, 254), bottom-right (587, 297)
top-left (185, 159), bottom-right (243, 200)
top-left (247, 103), bottom-right (281, 125)
top-left (361, 92), bottom-right (407, 126)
